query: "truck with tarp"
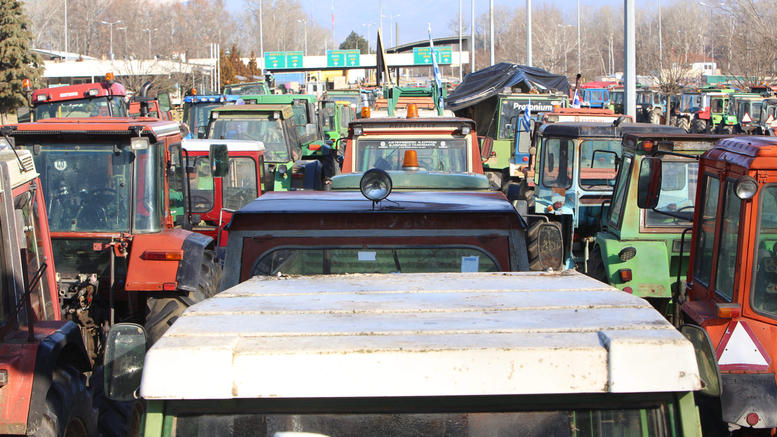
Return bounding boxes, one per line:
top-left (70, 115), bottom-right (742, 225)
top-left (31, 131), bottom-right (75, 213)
top-left (100, 270), bottom-right (704, 437)
top-left (206, 104), bottom-right (336, 191)
top-left (639, 135), bottom-right (777, 433)
top-left (530, 121), bottom-right (685, 268)
top-left (19, 74), bottom-right (127, 122)
top-left (446, 63), bottom-right (570, 191)
top-left (2, 117), bottom-right (223, 355)
top-left (587, 133), bottom-right (726, 315)
top-left (182, 139), bottom-right (264, 254)
top-left (0, 145), bottom-right (98, 437)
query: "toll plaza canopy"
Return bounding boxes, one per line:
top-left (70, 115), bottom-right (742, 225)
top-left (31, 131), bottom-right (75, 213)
top-left (446, 63), bottom-right (570, 111)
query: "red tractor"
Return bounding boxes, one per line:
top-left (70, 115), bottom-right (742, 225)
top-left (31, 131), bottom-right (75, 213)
top-left (22, 74), bottom-right (128, 122)
top-left (0, 143), bottom-right (96, 436)
top-left (1, 117), bottom-right (222, 360)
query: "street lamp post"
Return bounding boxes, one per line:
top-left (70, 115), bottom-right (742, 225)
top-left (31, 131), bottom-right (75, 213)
top-left (117, 27), bottom-right (127, 58)
top-left (297, 19), bottom-right (308, 55)
top-left (381, 14), bottom-right (400, 47)
top-left (144, 28), bottom-right (157, 59)
top-left (100, 20), bottom-right (122, 60)
top-left (577, 0), bottom-right (581, 74)
top-left (362, 22), bottom-right (375, 54)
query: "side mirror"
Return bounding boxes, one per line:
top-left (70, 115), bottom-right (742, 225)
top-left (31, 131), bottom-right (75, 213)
top-left (528, 221), bottom-right (564, 271)
top-left (479, 136), bottom-right (494, 160)
top-left (504, 123), bottom-right (514, 137)
top-left (680, 324), bottom-right (722, 397)
top-left (209, 143), bottom-right (229, 177)
top-left (637, 157), bottom-right (662, 209)
top-left (103, 323), bottom-right (147, 402)
top-left (197, 126), bottom-right (208, 139)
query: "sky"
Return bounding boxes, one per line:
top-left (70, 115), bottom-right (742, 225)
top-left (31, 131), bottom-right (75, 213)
top-left (225, 0), bottom-right (631, 48)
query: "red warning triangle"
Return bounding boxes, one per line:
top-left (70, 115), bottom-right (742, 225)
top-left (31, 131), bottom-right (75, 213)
top-left (716, 320), bottom-right (771, 371)
top-left (742, 112), bottom-right (752, 123)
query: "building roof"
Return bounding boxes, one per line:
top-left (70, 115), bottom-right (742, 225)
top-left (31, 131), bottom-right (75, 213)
top-left (140, 271), bottom-right (702, 400)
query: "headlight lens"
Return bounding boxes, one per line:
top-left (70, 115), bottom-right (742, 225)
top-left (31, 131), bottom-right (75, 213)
top-left (360, 168), bottom-right (392, 202)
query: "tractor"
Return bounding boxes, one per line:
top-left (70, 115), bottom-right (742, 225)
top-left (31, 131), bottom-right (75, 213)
top-left (19, 73), bottom-right (127, 122)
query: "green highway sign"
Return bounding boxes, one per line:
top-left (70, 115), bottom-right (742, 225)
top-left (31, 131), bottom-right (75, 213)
top-left (413, 47), bottom-right (452, 65)
top-left (327, 50), bottom-right (360, 67)
top-left (264, 51), bottom-right (304, 70)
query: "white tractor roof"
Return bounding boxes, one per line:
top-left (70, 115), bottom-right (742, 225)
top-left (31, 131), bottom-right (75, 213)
top-left (140, 271), bottom-right (702, 400)
top-left (182, 138), bottom-right (265, 153)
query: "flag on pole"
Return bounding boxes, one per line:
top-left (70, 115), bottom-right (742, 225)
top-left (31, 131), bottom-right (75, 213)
top-left (521, 101), bottom-right (532, 132)
top-left (572, 89), bottom-right (581, 108)
top-left (428, 23), bottom-right (444, 113)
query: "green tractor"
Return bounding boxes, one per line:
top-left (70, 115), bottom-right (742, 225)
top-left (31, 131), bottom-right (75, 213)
top-left (319, 99), bottom-right (354, 142)
top-left (587, 133), bottom-right (727, 314)
top-left (727, 94), bottom-right (765, 133)
top-left (688, 89), bottom-right (736, 133)
top-left (206, 104), bottom-right (337, 192)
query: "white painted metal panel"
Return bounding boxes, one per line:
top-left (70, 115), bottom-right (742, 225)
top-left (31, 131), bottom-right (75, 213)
top-left (140, 271), bottom-right (702, 400)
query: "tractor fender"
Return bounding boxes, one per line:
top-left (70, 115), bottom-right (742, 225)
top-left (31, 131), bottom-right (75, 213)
top-left (125, 229), bottom-right (214, 292)
top-left (595, 236), bottom-right (673, 299)
top-left (26, 322), bottom-right (92, 432)
top-left (720, 373), bottom-right (777, 428)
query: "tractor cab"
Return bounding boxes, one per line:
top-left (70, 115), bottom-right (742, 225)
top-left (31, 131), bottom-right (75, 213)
top-left (22, 74), bottom-right (127, 122)
top-left (642, 136), bottom-right (777, 432)
top-left (589, 133), bottom-right (726, 314)
top-left (758, 98), bottom-right (777, 135)
top-left (531, 122), bottom-right (685, 268)
top-left (182, 139), bottom-right (264, 253)
top-left (318, 99), bottom-right (354, 142)
top-left (222, 81), bottom-right (270, 96)
top-left (725, 93), bottom-right (764, 134)
top-left (182, 93), bottom-right (244, 139)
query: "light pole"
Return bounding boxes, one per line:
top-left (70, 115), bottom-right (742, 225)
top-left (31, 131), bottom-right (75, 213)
top-left (526, 0), bottom-right (532, 66)
top-left (381, 14), bottom-right (400, 47)
top-left (259, 0), bottom-right (263, 58)
top-left (471, 0), bottom-right (475, 73)
top-left (297, 19), bottom-right (308, 55)
top-left (144, 28), bottom-right (157, 59)
top-left (117, 27), bottom-right (127, 58)
top-left (362, 22), bottom-right (375, 54)
top-left (489, 0), bottom-right (494, 66)
top-left (458, 0), bottom-right (462, 81)
top-left (64, 0), bottom-right (68, 52)
top-left (577, 0), bottom-right (581, 74)
top-left (100, 20), bottom-right (122, 60)
top-left (697, 1), bottom-right (716, 70)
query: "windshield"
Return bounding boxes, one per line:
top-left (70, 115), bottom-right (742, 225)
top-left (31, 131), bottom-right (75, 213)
top-left (223, 83), bottom-right (267, 95)
top-left (169, 404), bottom-right (677, 437)
top-left (541, 137), bottom-right (574, 189)
top-left (320, 102), bottom-right (336, 131)
top-left (329, 94), bottom-right (360, 107)
top-left (498, 99), bottom-right (555, 139)
top-left (609, 154), bottom-right (633, 228)
top-left (586, 90), bottom-right (607, 102)
top-left (183, 103), bottom-right (220, 133)
top-left (680, 95), bottom-right (702, 112)
top-left (21, 139), bottom-right (161, 233)
top-left (251, 247), bottom-right (499, 276)
top-left (34, 96), bottom-right (126, 119)
top-left (189, 156), bottom-right (214, 212)
top-left (356, 138), bottom-right (468, 172)
top-left (749, 103), bottom-right (763, 122)
top-left (610, 91), bottom-right (624, 104)
top-left (711, 98), bottom-right (726, 114)
top-left (753, 185), bottom-right (777, 318)
top-left (210, 117), bottom-right (289, 162)
top-left (636, 92), bottom-right (653, 105)
top-left (578, 139), bottom-right (621, 190)
top-left (644, 159), bottom-right (698, 227)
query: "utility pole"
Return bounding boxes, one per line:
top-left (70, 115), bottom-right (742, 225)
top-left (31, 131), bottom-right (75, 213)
top-left (624, 0), bottom-right (636, 119)
top-left (459, 0), bottom-right (462, 81)
top-left (577, 0), bottom-right (581, 74)
top-left (658, 0), bottom-right (663, 74)
top-left (379, 0), bottom-right (383, 38)
top-left (489, 0), bottom-right (494, 66)
top-left (471, 0), bottom-right (475, 73)
top-left (526, 0), bottom-right (532, 66)
top-left (144, 28), bottom-right (157, 59)
top-left (64, 0), bottom-right (68, 52)
top-left (259, 0), bottom-right (264, 58)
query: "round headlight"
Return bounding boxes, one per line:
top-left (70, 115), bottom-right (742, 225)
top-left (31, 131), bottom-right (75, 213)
top-left (735, 176), bottom-right (758, 200)
top-left (360, 168), bottom-right (392, 202)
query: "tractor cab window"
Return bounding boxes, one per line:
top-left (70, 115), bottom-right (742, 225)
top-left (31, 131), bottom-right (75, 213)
top-left (752, 185), bottom-right (777, 317)
top-left (189, 157), bottom-right (214, 213)
top-left (541, 138), bottom-right (574, 189)
top-left (610, 91), bottom-right (624, 104)
top-left (223, 157), bottom-right (259, 211)
top-left (168, 143), bottom-right (186, 223)
top-left (715, 181), bottom-right (742, 300)
top-left (586, 90), bottom-right (607, 102)
top-left (750, 103), bottom-right (763, 123)
top-left (34, 97), bottom-right (126, 120)
top-left (578, 139), bottom-right (621, 189)
top-left (644, 159), bottom-right (698, 227)
top-left (356, 138), bottom-right (468, 172)
top-left (184, 103), bottom-right (219, 134)
top-left (25, 140), bottom-right (134, 233)
top-left (133, 142), bottom-right (164, 233)
top-left (693, 175), bottom-right (721, 286)
top-left (608, 155), bottom-right (633, 229)
top-left (711, 98), bottom-right (725, 114)
top-left (636, 92), bottom-right (652, 105)
top-left (210, 117), bottom-right (290, 163)
top-left (339, 105), bottom-right (352, 129)
top-left (15, 190), bottom-right (55, 320)
top-left (498, 100), bottom-right (527, 139)
top-left (320, 102), bottom-right (335, 131)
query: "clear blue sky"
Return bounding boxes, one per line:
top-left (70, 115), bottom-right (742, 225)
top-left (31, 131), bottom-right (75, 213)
top-left (225, 0), bottom-right (630, 47)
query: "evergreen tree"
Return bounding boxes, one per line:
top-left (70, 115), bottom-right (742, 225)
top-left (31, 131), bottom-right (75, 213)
top-left (228, 44), bottom-right (247, 78)
top-left (246, 51), bottom-right (260, 79)
top-left (219, 47), bottom-right (235, 89)
top-left (0, 0), bottom-right (41, 123)
top-left (339, 31), bottom-right (369, 53)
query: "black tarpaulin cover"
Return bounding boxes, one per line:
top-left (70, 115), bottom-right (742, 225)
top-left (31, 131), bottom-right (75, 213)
top-left (446, 63), bottom-right (570, 111)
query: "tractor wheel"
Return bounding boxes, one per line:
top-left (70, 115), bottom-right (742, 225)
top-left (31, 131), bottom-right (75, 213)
top-left (90, 366), bottom-right (143, 437)
top-left (677, 117), bottom-right (690, 132)
top-left (144, 249), bottom-right (222, 344)
top-left (718, 124), bottom-right (734, 135)
top-left (669, 115), bottom-right (678, 126)
top-left (690, 117), bottom-right (707, 134)
top-left (27, 365), bottom-right (97, 437)
top-left (585, 246), bottom-right (609, 284)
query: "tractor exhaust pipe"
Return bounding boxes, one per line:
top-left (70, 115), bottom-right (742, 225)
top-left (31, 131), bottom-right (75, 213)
top-left (139, 81), bottom-right (153, 117)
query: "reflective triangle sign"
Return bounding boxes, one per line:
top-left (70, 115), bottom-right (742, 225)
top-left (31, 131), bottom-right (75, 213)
top-left (742, 112), bottom-right (752, 123)
top-left (716, 320), bottom-right (770, 371)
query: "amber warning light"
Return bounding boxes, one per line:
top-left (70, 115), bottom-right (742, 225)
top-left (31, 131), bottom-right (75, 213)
top-left (22, 79), bottom-right (32, 92)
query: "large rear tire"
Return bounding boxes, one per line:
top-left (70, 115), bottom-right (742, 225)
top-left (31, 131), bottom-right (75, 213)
top-left (144, 250), bottom-right (222, 344)
top-left (649, 109), bottom-right (661, 124)
top-left (691, 117), bottom-right (707, 133)
top-left (90, 366), bottom-right (143, 437)
top-left (677, 117), bottom-right (690, 132)
top-left (586, 246), bottom-right (608, 284)
top-left (27, 365), bottom-right (97, 437)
